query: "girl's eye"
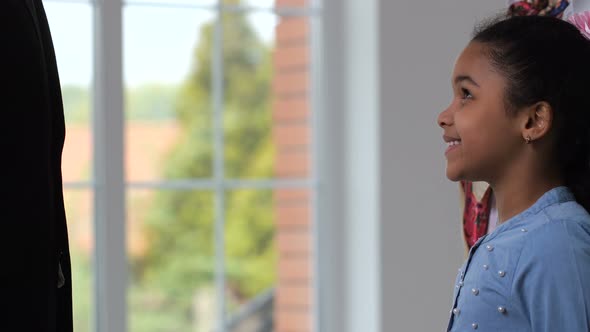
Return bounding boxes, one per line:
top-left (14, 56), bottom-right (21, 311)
top-left (460, 88), bottom-right (473, 102)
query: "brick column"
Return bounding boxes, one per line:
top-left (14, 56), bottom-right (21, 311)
top-left (273, 1), bottom-right (313, 331)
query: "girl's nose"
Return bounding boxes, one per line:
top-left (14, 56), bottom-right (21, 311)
top-left (437, 105), bottom-right (453, 129)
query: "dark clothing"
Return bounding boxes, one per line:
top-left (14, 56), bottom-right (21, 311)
top-left (0, 0), bottom-right (72, 330)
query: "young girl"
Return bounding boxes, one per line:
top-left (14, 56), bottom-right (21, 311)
top-left (459, 0), bottom-right (579, 256)
top-left (438, 15), bottom-right (590, 331)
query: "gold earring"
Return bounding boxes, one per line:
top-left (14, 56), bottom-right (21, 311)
top-left (525, 135), bottom-right (532, 144)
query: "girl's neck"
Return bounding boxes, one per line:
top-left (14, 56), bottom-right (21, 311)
top-left (490, 165), bottom-right (564, 225)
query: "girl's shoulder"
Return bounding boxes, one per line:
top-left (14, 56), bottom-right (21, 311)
top-left (512, 197), bottom-right (590, 236)
top-left (509, 202), bottom-right (590, 332)
top-left (516, 200), bottom-right (590, 269)
top-left (523, 199), bottom-right (590, 242)
top-left (487, 199), bottom-right (590, 275)
top-left (542, 199), bottom-right (590, 226)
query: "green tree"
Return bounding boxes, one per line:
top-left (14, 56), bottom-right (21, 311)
top-left (132, 1), bottom-right (277, 329)
top-left (62, 84), bottom-right (177, 125)
top-left (125, 84), bottom-right (178, 121)
top-left (62, 85), bottom-right (90, 123)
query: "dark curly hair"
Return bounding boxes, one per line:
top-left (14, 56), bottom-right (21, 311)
top-left (472, 15), bottom-right (590, 211)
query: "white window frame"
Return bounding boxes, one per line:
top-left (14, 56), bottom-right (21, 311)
top-left (53, 0), bottom-right (328, 331)
top-left (315, 0), bottom-right (381, 331)
top-left (55, 0), bottom-right (382, 332)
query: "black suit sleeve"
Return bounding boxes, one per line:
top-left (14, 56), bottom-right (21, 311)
top-left (0, 1), bottom-right (72, 331)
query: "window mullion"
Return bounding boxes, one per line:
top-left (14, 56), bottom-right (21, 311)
top-left (93, 0), bottom-right (127, 331)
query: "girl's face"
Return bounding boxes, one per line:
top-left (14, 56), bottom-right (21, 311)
top-left (437, 42), bottom-right (523, 183)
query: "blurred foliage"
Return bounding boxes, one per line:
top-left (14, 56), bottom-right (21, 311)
top-left (62, 84), bottom-right (178, 123)
top-left (132, 1), bottom-right (277, 329)
top-left (64, 1), bottom-right (277, 330)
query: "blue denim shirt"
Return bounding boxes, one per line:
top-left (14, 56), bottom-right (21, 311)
top-left (447, 186), bottom-right (590, 332)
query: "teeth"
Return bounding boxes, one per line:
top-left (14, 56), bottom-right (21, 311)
top-left (447, 140), bottom-right (461, 147)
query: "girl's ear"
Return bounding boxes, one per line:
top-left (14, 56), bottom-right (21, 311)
top-left (521, 101), bottom-right (553, 143)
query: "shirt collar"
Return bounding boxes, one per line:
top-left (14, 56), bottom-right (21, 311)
top-left (482, 186), bottom-right (575, 243)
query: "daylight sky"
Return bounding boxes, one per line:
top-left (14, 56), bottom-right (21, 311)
top-left (43, 0), bottom-right (278, 87)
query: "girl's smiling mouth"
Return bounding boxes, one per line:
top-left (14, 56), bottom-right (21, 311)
top-left (443, 135), bottom-right (462, 155)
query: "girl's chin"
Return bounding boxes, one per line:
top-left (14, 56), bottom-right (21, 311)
top-left (446, 167), bottom-right (472, 182)
top-left (445, 167), bottom-right (463, 182)
top-left (446, 174), bottom-right (463, 182)
top-left (446, 170), bottom-right (482, 183)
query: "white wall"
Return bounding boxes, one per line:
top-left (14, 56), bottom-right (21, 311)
top-left (319, 1), bottom-right (509, 332)
top-left (378, 1), bottom-right (506, 331)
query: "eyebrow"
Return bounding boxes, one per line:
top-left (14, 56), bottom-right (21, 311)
top-left (454, 75), bottom-right (480, 87)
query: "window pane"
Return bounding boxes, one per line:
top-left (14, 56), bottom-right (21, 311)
top-left (246, 0), bottom-right (309, 7)
top-left (221, 11), bottom-right (276, 179)
top-left (124, 6), bottom-right (214, 182)
top-left (224, 188), bottom-right (313, 331)
top-left (64, 189), bottom-right (94, 332)
top-left (224, 188), bottom-right (276, 329)
top-left (45, 1), bottom-right (93, 183)
top-left (125, 0), bottom-right (216, 6)
top-left (222, 12), bottom-right (311, 179)
top-left (127, 189), bottom-right (215, 331)
top-left (45, 3), bottom-right (95, 330)
top-left (123, 0), bottom-right (312, 8)
top-left (243, 0), bottom-right (275, 8)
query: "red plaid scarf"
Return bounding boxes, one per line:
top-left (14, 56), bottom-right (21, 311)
top-left (462, 181), bottom-right (493, 248)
